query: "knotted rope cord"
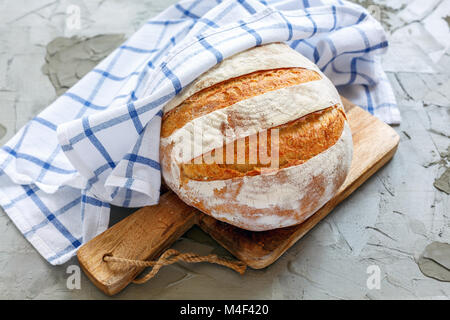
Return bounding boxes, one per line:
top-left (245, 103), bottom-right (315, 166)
top-left (103, 249), bottom-right (247, 284)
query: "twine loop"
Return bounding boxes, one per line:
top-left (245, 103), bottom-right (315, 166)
top-left (103, 249), bottom-right (247, 284)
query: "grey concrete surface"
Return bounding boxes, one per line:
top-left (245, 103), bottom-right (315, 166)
top-left (0, 0), bottom-right (449, 299)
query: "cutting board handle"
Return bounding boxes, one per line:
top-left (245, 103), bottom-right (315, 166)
top-left (77, 191), bottom-right (198, 296)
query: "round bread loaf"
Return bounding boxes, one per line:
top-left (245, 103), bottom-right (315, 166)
top-left (160, 43), bottom-right (353, 231)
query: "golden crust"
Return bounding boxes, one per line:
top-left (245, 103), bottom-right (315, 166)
top-left (161, 67), bottom-right (321, 138)
top-left (180, 105), bottom-right (346, 181)
top-left (161, 125), bottom-right (352, 231)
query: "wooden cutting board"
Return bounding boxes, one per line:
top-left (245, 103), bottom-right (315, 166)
top-left (77, 97), bottom-right (400, 295)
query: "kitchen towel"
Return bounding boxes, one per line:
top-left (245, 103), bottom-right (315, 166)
top-left (0, 0), bottom-right (399, 265)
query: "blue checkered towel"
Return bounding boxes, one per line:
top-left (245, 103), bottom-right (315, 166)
top-left (0, 0), bottom-right (399, 265)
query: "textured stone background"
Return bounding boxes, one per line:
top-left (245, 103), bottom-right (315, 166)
top-left (0, 0), bottom-right (449, 299)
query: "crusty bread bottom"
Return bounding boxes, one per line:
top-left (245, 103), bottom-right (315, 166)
top-left (173, 122), bottom-right (353, 231)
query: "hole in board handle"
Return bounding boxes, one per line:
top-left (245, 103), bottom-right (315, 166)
top-left (102, 253), bottom-right (113, 262)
